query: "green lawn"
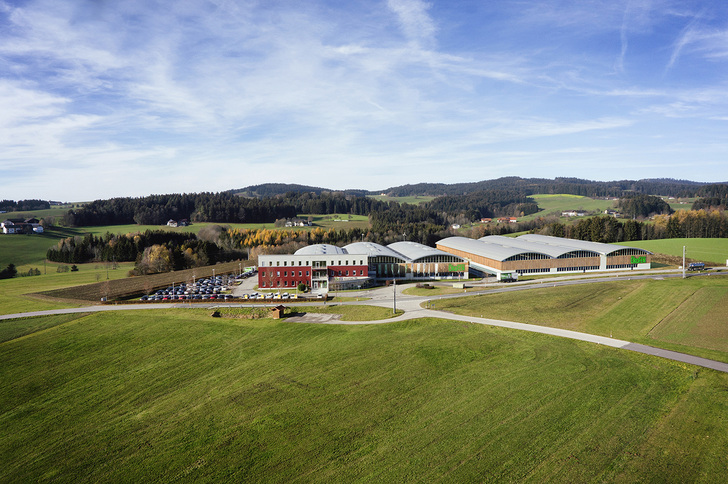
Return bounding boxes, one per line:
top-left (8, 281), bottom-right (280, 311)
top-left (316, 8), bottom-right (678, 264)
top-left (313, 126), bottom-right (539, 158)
top-left (436, 276), bottom-right (728, 363)
top-left (621, 238), bottom-right (728, 265)
top-left (1, 311), bottom-right (725, 482)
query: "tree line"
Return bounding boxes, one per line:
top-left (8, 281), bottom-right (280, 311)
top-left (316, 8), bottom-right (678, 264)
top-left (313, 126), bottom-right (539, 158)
top-left (380, 177), bottom-right (712, 198)
top-left (62, 193), bottom-right (298, 226)
top-left (45, 230), bottom-right (244, 274)
top-left (537, 210), bottom-right (728, 243)
top-left (0, 199), bottom-right (51, 213)
top-left (59, 190), bottom-right (544, 228)
top-left (616, 194), bottom-right (673, 218)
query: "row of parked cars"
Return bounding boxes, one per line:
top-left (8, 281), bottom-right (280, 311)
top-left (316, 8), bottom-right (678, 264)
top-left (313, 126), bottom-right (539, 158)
top-left (139, 270), bottom-right (258, 302)
top-left (244, 292), bottom-right (300, 300)
top-left (141, 293), bottom-right (239, 301)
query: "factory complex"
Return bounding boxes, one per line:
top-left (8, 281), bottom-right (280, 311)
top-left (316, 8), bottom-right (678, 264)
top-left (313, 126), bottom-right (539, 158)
top-left (437, 234), bottom-right (652, 280)
top-left (257, 241), bottom-right (468, 293)
top-left (258, 235), bottom-right (652, 293)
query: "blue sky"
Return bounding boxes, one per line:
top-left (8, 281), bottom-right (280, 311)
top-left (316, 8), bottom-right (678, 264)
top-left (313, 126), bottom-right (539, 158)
top-left (1, 0), bottom-right (727, 201)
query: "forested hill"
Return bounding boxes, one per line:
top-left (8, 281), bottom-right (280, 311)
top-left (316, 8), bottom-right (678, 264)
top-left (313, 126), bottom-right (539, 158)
top-left (376, 177), bottom-right (714, 198)
top-left (232, 177), bottom-right (723, 199)
top-left (233, 183), bottom-right (368, 198)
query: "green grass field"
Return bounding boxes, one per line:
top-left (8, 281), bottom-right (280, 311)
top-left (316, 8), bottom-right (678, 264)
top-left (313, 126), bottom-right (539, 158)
top-left (524, 194), bottom-right (617, 221)
top-left (0, 262), bottom-right (136, 315)
top-left (0, 226), bottom-right (87, 268)
top-left (1, 311), bottom-right (726, 482)
top-left (368, 195), bottom-right (436, 205)
top-left (620, 238), bottom-right (728, 265)
top-left (436, 276), bottom-right (728, 363)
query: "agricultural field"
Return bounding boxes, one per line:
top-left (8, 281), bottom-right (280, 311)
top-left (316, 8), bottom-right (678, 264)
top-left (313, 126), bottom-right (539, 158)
top-left (524, 194), bottom-right (617, 221)
top-left (302, 213), bottom-right (370, 230)
top-left (368, 194), bottom-right (436, 205)
top-left (0, 262), bottom-right (135, 315)
top-left (664, 197), bottom-right (695, 212)
top-left (1, 312), bottom-right (726, 482)
top-left (436, 276), bottom-right (728, 363)
top-left (0, 226), bottom-right (86, 268)
top-left (1, 206), bottom-right (74, 220)
top-left (622, 238), bottom-right (728, 266)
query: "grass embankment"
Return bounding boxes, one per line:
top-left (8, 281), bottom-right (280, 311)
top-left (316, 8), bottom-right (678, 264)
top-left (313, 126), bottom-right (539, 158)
top-left (1, 312), bottom-right (725, 482)
top-left (436, 276), bottom-right (728, 363)
top-left (213, 305), bottom-right (400, 321)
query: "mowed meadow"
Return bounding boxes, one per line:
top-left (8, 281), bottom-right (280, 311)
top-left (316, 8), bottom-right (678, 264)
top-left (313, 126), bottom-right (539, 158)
top-left (2, 311), bottom-right (727, 483)
top-left (436, 275), bottom-right (728, 363)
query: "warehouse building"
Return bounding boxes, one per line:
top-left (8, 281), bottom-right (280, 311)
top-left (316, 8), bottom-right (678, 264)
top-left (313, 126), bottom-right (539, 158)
top-left (258, 241), bottom-right (467, 293)
top-left (437, 234), bottom-right (651, 280)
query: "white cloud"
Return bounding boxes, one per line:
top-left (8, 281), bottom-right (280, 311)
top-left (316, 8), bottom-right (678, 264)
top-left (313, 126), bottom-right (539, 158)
top-left (386, 0), bottom-right (437, 47)
top-left (0, 0), bottom-right (727, 199)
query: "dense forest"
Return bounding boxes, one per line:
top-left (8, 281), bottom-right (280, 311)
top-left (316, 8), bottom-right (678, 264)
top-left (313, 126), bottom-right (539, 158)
top-left (538, 210), bottom-right (728, 243)
top-left (0, 199), bottom-right (50, 212)
top-left (62, 193), bottom-right (298, 227)
top-left (233, 183), bottom-right (368, 198)
top-left (46, 230), bottom-right (244, 274)
top-left (55, 179), bottom-right (728, 230)
top-left (692, 184), bottom-right (728, 211)
top-left (616, 194), bottom-right (673, 218)
top-left (427, 190), bottom-right (539, 219)
top-left (376, 177), bottom-right (710, 198)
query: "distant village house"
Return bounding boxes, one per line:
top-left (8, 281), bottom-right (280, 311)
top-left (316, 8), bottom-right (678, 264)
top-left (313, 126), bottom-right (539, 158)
top-left (1, 218), bottom-right (42, 234)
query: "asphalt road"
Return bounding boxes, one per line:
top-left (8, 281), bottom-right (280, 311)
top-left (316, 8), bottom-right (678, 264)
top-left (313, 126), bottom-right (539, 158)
top-left (2, 269), bottom-right (727, 373)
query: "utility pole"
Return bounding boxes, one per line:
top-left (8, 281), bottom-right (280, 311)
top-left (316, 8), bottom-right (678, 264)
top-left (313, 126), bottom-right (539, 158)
top-left (393, 278), bottom-right (396, 314)
top-left (683, 246), bottom-right (686, 279)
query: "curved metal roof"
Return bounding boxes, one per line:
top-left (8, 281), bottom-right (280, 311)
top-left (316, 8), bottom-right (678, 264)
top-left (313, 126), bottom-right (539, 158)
top-left (294, 244), bottom-right (348, 256)
top-left (388, 241), bottom-right (463, 262)
top-left (517, 234), bottom-right (651, 256)
top-left (478, 235), bottom-right (575, 259)
top-left (437, 236), bottom-right (527, 261)
top-left (439, 234), bottom-right (652, 263)
top-left (343, 242), bottom-right (408, 261)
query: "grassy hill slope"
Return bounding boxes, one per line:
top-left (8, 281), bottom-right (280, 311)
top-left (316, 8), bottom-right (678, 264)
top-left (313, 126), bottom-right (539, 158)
top-left (437, 276), bottom-right (728, 363)
top-left (1, 312), bottom-right (726, 482)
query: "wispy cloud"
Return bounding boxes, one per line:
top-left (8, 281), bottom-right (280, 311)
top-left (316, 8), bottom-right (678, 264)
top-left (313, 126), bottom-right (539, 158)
top-left (0, 0), bottom-right (727, 199)
top-left (386, 0), bottom-right (437, 47)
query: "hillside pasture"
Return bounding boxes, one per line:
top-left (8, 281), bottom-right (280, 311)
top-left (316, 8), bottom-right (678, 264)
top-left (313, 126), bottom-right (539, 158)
top-left (0, 226), bottom-right (86, 268)
top-left (523, 194), bottom-right (617, 221)
top-left (0, 262), bottom-right (135, 315)
top-left (368, 194), bottom-right (436, 205)
top-left (1, 312), bottom-right (725, 482)
top-left (435, 276), bottom-right (728, 362)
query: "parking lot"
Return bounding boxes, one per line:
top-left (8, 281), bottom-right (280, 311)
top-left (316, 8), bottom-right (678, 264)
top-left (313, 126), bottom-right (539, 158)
top-left (139, 269), bottom-right (258, 302)
top-left (137, 268), bottom-right (324, 302)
